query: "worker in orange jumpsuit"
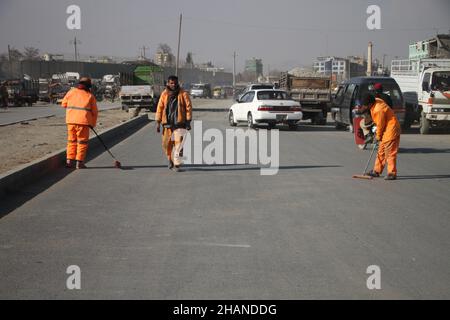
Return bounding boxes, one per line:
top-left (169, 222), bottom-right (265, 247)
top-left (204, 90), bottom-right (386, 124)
top-left (61, 77), bottom-right (98, 169)
top-left (155, 75), bottom-right (192, 172)
top-left (362, 93), bottom-right (401, 180)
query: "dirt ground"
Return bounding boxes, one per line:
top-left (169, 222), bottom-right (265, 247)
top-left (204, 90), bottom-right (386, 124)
top-left (0, 109), bottom-right (133, 174)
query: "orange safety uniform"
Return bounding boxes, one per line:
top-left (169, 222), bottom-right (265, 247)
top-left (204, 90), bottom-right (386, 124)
top-left (155, 89), bottom-right (192, 125)
top-left (370, 98), bottom-right (401, 176)
top-left (61, 87), bottom-right (98, 162)
top-left (156, 89), bottom-right (192, 165)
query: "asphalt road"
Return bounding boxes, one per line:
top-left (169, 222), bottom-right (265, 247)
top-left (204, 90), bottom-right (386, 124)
top-left (1, 99), bottom-right (449, 299)
top-left (0, 101), bottom-right (120, 126)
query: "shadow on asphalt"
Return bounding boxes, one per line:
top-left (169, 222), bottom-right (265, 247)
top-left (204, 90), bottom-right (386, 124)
top-left (399, 148), bottom-right (450, 154)
top-left (237, 123), bottom-right (339, 132)
top-left (401, 126), bottom-right (450, 135)
top-left (85, 164), bottom-right (342, 172)
top-left (0, 122), bottom-right (148, 220)
top-left (0, 169), bottom-right (71, 220)
top-left (184, 164), bottom-right (342, 172)
top-left (397, 175), bottom-right (450, 180)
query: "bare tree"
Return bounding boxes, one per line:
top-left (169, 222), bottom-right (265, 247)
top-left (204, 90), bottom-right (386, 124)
top-left (4, 47), bottom-right (23, 61)
top-left (23, 47), bottom-right (41, 60)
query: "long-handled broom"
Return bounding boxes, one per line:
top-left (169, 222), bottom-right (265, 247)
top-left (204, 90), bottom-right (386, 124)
top-left (89, 126), bottom-right (122, 169)
top-left (352, 141), bottom-right (378, 180)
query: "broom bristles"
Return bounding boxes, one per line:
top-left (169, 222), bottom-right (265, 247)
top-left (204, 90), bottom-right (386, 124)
top-left (352, 174), bottom-right (373, 180)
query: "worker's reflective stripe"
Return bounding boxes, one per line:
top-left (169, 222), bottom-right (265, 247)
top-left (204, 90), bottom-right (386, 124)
top-left (77, 141), bottom-right (88, 144)
top-left (67, 106), bottom-right (93, 112)
top-left (67, 140), bottom-right (77, 143)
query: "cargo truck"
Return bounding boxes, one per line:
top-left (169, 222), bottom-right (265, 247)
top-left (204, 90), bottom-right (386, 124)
top-left (279, 72), bottom-right (331, 125)
top-left (119, 65), bottom-right (164, 116)
top-left (391, 59), bottom-right (450, 133)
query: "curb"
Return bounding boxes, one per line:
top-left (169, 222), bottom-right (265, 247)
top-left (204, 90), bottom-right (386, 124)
top-left (0, 114), bottom-right (150, 199)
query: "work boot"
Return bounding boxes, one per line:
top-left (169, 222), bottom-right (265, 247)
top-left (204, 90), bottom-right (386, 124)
top-left (172, 165), bottom-right (181, 172)
top-left (366, 170), bottom-right (380, 178)
top-left (384, 174), bottom-right (397, 180)
top-left (65, 159), bottom-right (74, 168)
top-left (76, 161), bottom-right (87, 169)
top-left (168, 160), bottom-right (174, 170)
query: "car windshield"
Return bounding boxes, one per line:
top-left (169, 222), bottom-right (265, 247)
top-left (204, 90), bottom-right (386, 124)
top-left (192, 85), bottom-right (204, 90)
top-left (358, 82), bottom-right (403, 106)
top-left (257, 90), bottom-right (289, 100)
top-left (431, 72), bottom-right (450, 91)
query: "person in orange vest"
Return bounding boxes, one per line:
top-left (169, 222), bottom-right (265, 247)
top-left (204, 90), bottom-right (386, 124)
top-left (361, 93), bottom-right (401, 180)
top-left (155, 75), bottom-right (192, 172)
top-left (61, 77), bottom-right (98, 169)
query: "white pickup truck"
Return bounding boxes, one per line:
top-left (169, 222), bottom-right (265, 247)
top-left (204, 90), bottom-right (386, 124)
top-left (391, 59), bottom-right (450, 133)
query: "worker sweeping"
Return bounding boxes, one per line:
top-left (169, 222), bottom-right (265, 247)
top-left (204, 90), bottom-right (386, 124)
top-left (61, 77), bottom-right (98, 169)
top-left (361, 93), bottom-right (401, 180)
top-left (155, 75), bottom-right (192, 172)
top-left (359, 82), bottom-right (393, 144)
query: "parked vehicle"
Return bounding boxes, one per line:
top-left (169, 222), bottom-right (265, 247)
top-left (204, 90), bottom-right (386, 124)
top-left (49, 82), bottom-right (71, 104)
top-left (120, 85), bottom-right (155, 117)
top-left (279, 72), bottom-right (331, 125)
top-left (38, 78), bottom-right (51, 102)
top-left (119, 65), bottom-right (164, 114)
top-left (213, 86), bottom-right (223, 99)
top-left (4, 76), bottom-right (39, 107)
top-left (190, 83), bottom-right (212, 98)
top-left (331, 77), bottom-right (406, 132)
top-left (391, 59), bottom-right (450, 133)
top-left (228, 89), bottom-right (302, 129)
top-left (102, 74), bottom-right (120, 102)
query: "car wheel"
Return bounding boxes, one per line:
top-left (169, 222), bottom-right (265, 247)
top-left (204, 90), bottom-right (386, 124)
top-left (334, 121), bottom-right (345, 130)
top-left (229, 111), bottom-right (237, 127)
top-left (247, 113), bottom-right (255, 129)
top-left (288, 122), bottom-right (297, 131)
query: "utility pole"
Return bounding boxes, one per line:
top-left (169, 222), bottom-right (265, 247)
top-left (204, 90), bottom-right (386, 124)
top-left (140, 45), bottom-right (150, 59)
top-left (8, 44), bottom-right (12, 77)
top-left (233, 51), bottom-right (236, 97)
top-left (70, 36), bottom-right (81, 62)
top-left (175, 13), bottom-right (182, 77)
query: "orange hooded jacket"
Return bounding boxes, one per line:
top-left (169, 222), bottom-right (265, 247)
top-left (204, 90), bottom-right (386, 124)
top-left (61, 87), bottom-right (98, 127)
top-left (155, 89), bottom-right (192, 125)
top-left (370, 98), bottom-right (401, 142)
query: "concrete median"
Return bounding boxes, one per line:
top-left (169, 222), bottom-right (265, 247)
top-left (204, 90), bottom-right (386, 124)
top-left (0, 114), bottom-right (150, 199)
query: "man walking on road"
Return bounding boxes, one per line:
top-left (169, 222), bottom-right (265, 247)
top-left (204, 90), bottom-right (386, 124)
top-left (362, 93), bottom-right (401, 180)
top-left (61, 77), bottom-right (98, 169)
top-left (0, 81), bottom-right (9, 110)
top-left (155, 75), bottom-right (192, 172)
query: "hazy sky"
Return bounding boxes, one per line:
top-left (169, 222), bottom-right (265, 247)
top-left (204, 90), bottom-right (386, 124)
top-left (1, 0), bottom-right (449, 72)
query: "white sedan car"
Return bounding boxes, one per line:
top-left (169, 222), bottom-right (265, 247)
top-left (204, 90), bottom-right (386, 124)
top-left (228, 89), bottom-right (302, 129)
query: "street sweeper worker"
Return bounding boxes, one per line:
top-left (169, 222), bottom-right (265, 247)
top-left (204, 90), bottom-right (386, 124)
top-left (155, 75), bottom-right (192, 172)
top-left (361, 93), bottom-right (401, 180)
top-left (358, 82), bottom-right (394, 142)
top-left (61, 77), bottom-right (98, 169)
